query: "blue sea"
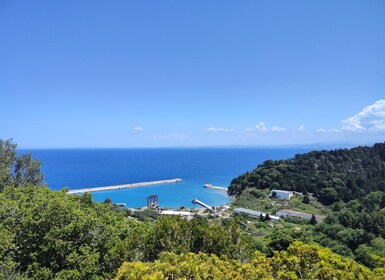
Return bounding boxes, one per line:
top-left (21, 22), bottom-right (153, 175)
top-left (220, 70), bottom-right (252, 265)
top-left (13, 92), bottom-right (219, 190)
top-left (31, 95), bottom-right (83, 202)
top-left (18, 147), bottom-right (312, 209)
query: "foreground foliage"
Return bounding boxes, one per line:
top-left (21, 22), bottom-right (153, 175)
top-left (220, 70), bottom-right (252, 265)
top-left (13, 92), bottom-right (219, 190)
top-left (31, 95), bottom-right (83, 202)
top-left (0, 186), bottom-right (252, 279)
top-left (114, 242), bottom-right (384, 280)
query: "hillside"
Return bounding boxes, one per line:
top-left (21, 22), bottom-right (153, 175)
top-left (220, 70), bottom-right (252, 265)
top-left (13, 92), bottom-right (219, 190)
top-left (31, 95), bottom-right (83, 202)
top-left (228, 143), bottom-right (385, 268)
top-left (229, 143), bottom-right (385, 205)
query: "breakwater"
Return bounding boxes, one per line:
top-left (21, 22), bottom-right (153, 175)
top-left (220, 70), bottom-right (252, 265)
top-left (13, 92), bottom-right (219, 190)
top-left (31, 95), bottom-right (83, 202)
top-left (67, 178), bottom-right (182, 194)
top-left (204, 184), bottom-right (228, 191)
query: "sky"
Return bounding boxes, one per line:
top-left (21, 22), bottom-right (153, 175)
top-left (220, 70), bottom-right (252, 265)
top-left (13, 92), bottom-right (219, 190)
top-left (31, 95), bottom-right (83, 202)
top-left (0, 0), bottom-right (384, 148)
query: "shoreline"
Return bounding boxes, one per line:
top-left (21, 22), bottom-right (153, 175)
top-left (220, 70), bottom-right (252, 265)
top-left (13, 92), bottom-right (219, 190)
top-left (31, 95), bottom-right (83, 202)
top-left (67, 178), bottom-right (182, 194)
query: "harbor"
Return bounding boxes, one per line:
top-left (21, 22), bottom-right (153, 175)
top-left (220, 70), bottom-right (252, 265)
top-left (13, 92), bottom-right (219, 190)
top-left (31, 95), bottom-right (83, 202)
top-left (67, 178), bottom-right (182, 194)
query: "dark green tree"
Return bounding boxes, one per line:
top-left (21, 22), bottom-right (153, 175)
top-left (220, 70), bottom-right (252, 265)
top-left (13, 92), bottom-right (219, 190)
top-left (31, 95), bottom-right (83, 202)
top-left (309, 214), bottom-right (318, 225)
top-left (302, 195), bottom-right (310, 204)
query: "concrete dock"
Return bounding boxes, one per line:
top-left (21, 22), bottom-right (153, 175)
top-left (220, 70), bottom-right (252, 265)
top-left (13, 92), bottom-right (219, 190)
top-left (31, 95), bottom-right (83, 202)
top-left (192, 198), bottom-right (215, 212)
top-left (67, 178), bottom-right (182, 194)
top-left (204, 184), bottom-right (228, 191)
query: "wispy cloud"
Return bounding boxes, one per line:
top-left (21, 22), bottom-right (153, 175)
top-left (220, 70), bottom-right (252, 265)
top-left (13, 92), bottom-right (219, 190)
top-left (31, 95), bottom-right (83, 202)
top-left (133, 126), bottom-right (143, 131)
top-left (342, 100), bottom-right (385, 132)
top-left (316, 128), bottom-right (340, 133)
top-left (271, 126), bottom-right (287, 132)
top-left (296, 125), bottom-right (305, 132)
top-left (206, 127), bottom-right (235, 132)
top-left (244, 128), bottom-right (255, 132)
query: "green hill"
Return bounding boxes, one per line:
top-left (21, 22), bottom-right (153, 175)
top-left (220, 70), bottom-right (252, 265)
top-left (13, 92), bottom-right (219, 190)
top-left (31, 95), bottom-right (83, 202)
top-left (228, 143), bottom-right (385, 268)
top-left (229, 143), bottom-right (385, 205)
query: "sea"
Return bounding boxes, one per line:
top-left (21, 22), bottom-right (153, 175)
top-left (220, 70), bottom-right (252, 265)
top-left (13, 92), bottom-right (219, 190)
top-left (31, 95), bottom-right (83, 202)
top-left (18, 147), bottom-right (313, 209)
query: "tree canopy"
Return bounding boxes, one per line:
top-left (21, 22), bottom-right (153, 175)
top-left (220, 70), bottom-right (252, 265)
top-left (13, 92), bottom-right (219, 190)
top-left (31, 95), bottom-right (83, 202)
top-left (114, 242), bottom-right (384, 280)
top-left (0, 139), bottom-right (44, 190)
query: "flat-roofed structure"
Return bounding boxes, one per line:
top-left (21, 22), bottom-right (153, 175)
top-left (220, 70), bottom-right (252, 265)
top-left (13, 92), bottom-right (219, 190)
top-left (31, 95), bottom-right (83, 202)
top-left (269, 190), bottom-right (293, 200)
top-left (276, 209), bottom-right (325, 221)
top-left (233, 207), bottom-right (280, 222)
top-left (161, 210), bottom-right (191, 216)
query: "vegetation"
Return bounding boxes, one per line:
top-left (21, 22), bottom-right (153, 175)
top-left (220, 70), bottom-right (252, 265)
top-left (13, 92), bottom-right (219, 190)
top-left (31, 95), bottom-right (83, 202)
top-left (228, 143), bottom-right (385, 203)
top-left (1, 139), bottom-right (385, 278)
top-left (114, 242), bottom-right (384, 280)
top-left (228, 143), bottom-right (385, 267)
top-left (0, 185), bottom-right (253, 278)
top-left (0, 139), bottom-right (44, 190)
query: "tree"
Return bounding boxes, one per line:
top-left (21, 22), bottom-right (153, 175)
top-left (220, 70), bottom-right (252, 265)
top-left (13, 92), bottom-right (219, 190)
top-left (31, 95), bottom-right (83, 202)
top-left (309, 214), bottom-right (318, 225)
top-left (319, 187), bottom-right (339, 205)
top-left (14, 153), bottom-right (44, 187)
top-left (0, 139), bottom-right (17, 189)
top-left (302, 195), bottom-right (310, 204)
top-left (114, 242), bottom-right (380, 280)
top-left (0, 139), bottom-right (44, 189)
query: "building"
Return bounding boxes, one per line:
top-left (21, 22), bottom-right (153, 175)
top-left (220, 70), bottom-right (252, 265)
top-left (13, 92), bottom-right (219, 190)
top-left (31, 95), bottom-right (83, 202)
top-left (147, 195), bottom-right (158, 207)
top-left (276, 209), bottom-right (325, 221)
top-left (233, 207), bottom-right (280, 222)
top-left (269, 190), bottom-right (293, 200)
top-left (160, 210), bottom-right (191, 216)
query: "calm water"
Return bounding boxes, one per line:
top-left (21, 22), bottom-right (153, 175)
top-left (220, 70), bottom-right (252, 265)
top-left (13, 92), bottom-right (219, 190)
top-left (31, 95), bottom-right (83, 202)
top-left (18, 147), bottom-right (311, 208)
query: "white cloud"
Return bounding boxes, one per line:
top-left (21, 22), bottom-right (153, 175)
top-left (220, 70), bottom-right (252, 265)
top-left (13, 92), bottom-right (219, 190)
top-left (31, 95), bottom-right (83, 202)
top-left (244, 128), bottom-right (255, 132)
top-left (296, 125), bottom-right (305, 132)
top-left (370, 119), bottom-right (385, 131)
top-left (152, 133), bottom-right (189, 141)
top-left (342, 100), bottom-right (385, 132)
top-left (255, 122), bottom-right (269, 132)
top-left (317, 128), bottom-right (340, 133)
top-left (206, 127), bottom-right (235, 132)
top-left (271, 126), bottom-right (287, 132)
top-left (255, 122), bottom-right (286, 132)
top-left (133, 126), bottom-right (143, 131)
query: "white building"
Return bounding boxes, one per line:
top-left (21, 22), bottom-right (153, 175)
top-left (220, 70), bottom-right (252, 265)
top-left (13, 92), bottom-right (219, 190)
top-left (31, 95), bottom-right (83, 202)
top-left (161, 210), bottom-right (191, 216)
top-left (269, 190), bottom-right (293, 200)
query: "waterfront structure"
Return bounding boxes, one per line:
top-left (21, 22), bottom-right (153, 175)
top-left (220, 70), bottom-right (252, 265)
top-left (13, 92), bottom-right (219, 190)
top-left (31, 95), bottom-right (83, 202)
top-left (147, 195), bottom-right (159, 207)
top-left (192, 198), bottom-right (215, 212)
top-left (203, 184), bottom-right (228, 191)
top-left (269, 190), bottom-right (293, 200)
top-left (67, 178), bottom-right (182, 194)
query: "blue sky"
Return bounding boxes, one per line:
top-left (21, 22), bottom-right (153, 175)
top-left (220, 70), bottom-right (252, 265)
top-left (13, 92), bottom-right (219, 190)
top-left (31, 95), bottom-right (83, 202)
top-left (1, 0), bottom-right (384, 148)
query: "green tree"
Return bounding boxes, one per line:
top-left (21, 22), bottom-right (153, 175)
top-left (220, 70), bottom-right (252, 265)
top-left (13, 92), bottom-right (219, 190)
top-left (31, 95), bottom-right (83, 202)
top-left (309, 214), bottom-right (318, 225)
top-left (302, 194), bottom-right (310, 204)
top-left (0, 139), bottom-right (44, 189)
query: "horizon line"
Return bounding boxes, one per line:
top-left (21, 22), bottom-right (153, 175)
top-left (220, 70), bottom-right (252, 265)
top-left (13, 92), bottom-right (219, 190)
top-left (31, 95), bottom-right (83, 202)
top-left (17, 142), bottom-right (379, 150)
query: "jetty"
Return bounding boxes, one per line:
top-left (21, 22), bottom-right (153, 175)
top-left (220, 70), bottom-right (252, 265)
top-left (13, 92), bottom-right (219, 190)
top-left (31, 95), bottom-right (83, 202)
top-left (192, 198), bottom-right (215, 212)
top-left (204, 184), bottom-right (228, 191)
top-left (67, 178), bottom-right (182, 194)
